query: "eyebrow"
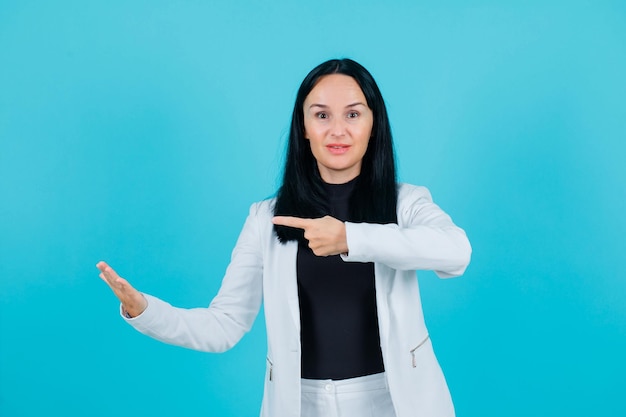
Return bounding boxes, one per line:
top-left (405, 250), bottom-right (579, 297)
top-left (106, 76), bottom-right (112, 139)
top-left (308, 102), bottom-right (367, 109)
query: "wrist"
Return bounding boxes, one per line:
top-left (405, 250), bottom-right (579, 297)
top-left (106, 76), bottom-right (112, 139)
top-left (122, 296), bottom-right (147, 318)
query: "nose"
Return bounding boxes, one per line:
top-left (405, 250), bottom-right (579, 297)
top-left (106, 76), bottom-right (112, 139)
top-left (330, 117), bottom-right (346, 137)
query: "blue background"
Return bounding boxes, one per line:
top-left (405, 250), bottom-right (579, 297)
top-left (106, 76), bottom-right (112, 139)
top-left (1, 1), bottom-right (625, 416)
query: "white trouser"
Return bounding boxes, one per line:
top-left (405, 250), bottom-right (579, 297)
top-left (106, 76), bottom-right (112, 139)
top-left (300, 372), bottom-right (397, 417)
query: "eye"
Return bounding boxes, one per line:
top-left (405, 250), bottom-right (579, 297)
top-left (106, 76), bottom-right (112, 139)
top-left (316, 112), bottom-right (328, 119)
top-left (347, 111), bottom-right (359, 119)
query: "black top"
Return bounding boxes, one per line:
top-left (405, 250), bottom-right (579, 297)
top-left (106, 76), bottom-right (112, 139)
top-left (297, 178), bottom-right (385, 380)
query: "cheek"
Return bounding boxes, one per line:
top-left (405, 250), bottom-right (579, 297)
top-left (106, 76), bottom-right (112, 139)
top-left (303, 117), bottom-right (310, 138)
top-left (358, 125), bottom-right (373, 143)
top-left (304, 124), bottom-right (324, 143)
top-left (303, 121), bottom-right (317, 141)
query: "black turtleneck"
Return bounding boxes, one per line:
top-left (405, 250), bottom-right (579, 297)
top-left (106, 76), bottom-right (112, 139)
top-left (297, 178), bottom-right (384, 380)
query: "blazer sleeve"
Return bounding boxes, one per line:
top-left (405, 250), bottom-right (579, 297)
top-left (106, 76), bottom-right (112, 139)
top-left (341, 184), bottom-right (471, 277)
top-left (122, 202), bottom-right (265, 353)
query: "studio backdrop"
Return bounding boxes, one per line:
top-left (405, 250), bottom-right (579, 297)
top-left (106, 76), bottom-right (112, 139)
top-left (1, 1), bottom-right (625, 416)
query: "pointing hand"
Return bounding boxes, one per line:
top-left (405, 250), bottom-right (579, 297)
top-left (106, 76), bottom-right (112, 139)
top-left (272, 215), bottom-right (348, 257)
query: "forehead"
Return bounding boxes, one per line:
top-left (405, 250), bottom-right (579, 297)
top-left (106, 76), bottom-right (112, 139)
top-left (304, 74), bottom-right (366, 105)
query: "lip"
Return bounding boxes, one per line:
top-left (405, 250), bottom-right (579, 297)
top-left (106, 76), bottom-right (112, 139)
top-left (326, 144), bottom-right (351, 155)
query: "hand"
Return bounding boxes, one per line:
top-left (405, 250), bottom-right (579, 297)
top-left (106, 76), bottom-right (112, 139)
top-left (272, 215), bottom-right (348, 257)
top-left (96, 261), bottom-right (147, 317)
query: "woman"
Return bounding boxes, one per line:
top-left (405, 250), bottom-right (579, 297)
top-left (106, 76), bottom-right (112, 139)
top-left (97, 58), bottom-right (471, 417)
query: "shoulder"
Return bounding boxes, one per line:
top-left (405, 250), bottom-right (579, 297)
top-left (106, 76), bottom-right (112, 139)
top-left (395, 183), bottom-right (437, 225)
top-left (248, 197), bottom-right (276, 219)
top-left (394, 182), bottom-right (460, 229)
top-left (235, 197), bottom-right (276, 244)
top-left (397, 183), bottom-right (433, 205)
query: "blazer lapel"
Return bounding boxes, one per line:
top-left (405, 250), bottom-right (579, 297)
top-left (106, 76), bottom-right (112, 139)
top-left (284, 242), bottom-right (300, 334)
top-left (270, 239), bottom-right (300, 334)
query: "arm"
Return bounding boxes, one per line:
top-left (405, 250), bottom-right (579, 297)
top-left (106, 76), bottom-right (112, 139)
top-left (98, 203), bottom-right (264, 353)
top-left (341, 185), bottom-right (471, 277)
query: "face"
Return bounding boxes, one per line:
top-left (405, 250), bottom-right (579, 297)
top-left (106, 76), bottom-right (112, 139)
top-left (303, 74), bottom-right (373, 184)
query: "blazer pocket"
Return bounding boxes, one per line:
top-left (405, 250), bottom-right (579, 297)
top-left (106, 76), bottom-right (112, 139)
top-left (266, 356), bottom-right (274, 381)
top-left (409, 334), bottom-right (430, 368)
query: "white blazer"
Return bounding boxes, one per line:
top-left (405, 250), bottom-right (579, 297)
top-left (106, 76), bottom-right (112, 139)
top-left (125, 183), bottom-right (472, 417)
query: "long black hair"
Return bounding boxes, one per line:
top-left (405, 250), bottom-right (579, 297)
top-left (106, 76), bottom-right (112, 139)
top-left (274, 58), bottom-right (398, 243)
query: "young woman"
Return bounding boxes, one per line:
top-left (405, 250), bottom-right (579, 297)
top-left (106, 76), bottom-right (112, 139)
top-left (97, 58), bottom-right (471, 417)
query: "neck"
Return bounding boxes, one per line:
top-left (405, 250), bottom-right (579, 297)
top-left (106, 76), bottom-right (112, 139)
top-left (318, 168), bottom-right (361, 185)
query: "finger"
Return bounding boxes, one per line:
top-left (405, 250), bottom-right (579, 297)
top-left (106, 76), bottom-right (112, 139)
top-left (272, 216), bottom-right (312, 230)
top-left (96, 261), bottom-right (109, 272)
top-left (96, 261), bottom-right (119, 280)
top-left (97, 262), bottom-right (123, 287)
top-left (102, 268), bottom-right (120, 285)
top-left (99, 271), bottom-right (122, 291)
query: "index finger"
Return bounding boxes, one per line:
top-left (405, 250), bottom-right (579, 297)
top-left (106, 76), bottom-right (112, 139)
top-left (272, 216), bottom-right (313, 230)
